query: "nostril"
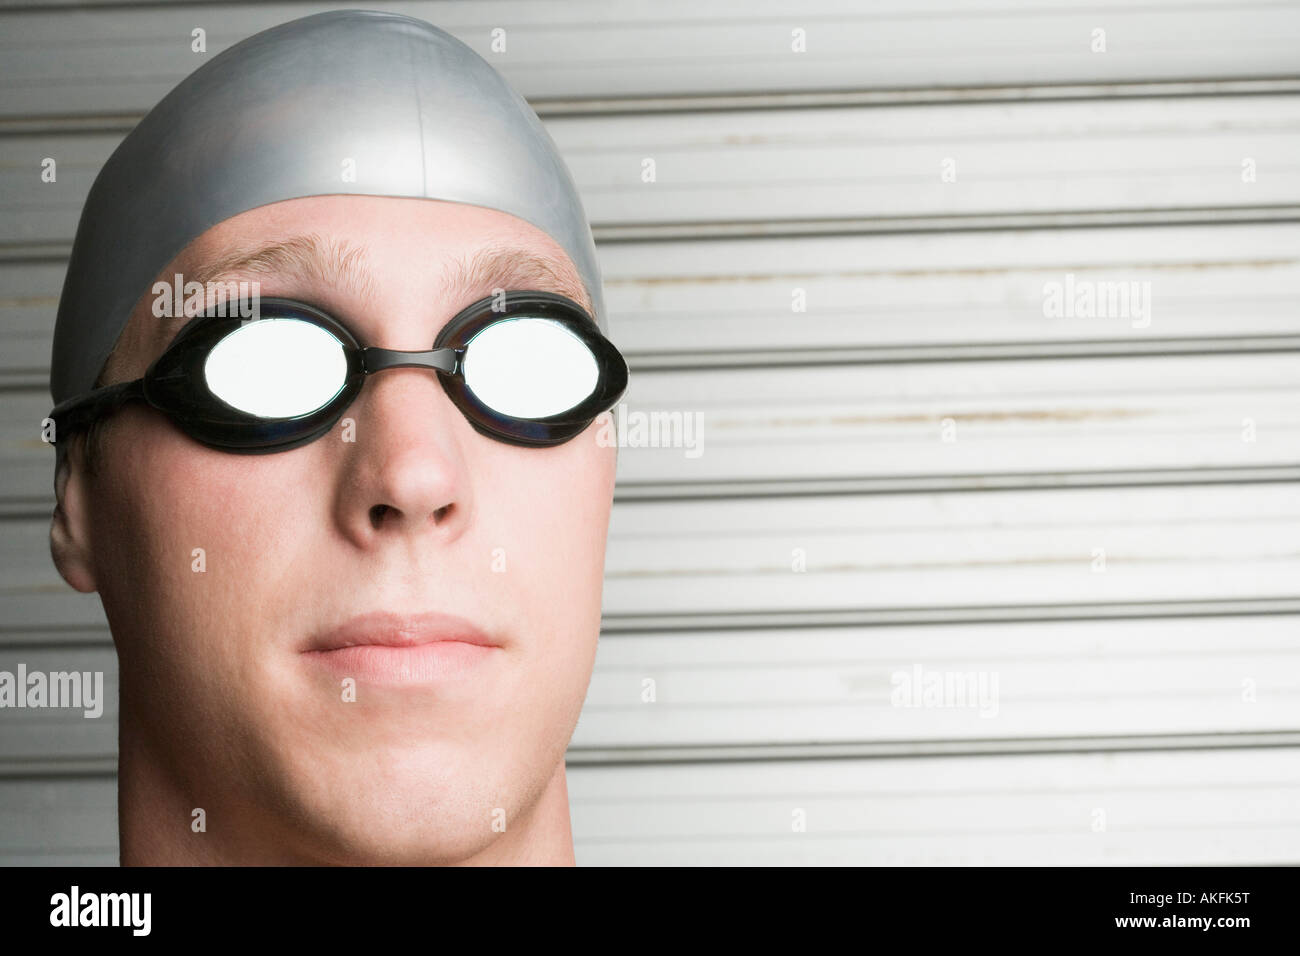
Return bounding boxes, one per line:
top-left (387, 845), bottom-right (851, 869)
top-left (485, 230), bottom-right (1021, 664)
top-left (368, 503), bottom-right (452, 528)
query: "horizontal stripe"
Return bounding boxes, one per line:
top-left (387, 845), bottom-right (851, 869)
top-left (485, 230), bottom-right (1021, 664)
top-left (4, 0), bottom-right (1300, 118)
top-left (5, 96), bottom-right (1300, 247)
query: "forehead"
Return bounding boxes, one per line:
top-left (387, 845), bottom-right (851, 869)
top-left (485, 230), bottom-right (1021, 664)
top-left (172, 194), bottom-right (592, 312)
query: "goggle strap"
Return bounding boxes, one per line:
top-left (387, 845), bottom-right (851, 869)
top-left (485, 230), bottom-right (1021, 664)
top-left (49, 379), bottom-right (146, 443)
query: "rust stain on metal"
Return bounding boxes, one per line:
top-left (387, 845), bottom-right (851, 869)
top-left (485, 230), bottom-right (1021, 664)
top-left (709, 408), bottom-right (1149, 429)
top-left (610, 258), bottom-right (1299, 287)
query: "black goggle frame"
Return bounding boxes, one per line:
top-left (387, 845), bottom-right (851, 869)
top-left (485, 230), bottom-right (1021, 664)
top-left (48, 291), bottom-right (629, 453)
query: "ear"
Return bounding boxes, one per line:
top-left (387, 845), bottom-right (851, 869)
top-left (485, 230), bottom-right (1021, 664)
top-left (50, 440), bottom-right (99, 593)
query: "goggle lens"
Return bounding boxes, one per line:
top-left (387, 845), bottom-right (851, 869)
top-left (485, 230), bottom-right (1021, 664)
top-left (204, 318), bottom-right (349, 418)
top-left (462, 316), bottom-right (599, 419)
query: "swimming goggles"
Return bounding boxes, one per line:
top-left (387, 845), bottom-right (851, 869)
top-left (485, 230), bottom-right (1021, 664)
top-left (48, 290), bottom-right (628, 452)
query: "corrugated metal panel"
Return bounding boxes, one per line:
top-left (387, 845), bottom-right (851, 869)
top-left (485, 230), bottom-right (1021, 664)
top-left (0, 779), bottom-right (117, 866)
top-left (0, 0), bottom-right (1297, 865)
top-left (4, 0), bottom-right (1300, 120)
top-left (565, 748), bottom-right (1300, 865)
top-left (7, 96), bottom-right (1300, 244)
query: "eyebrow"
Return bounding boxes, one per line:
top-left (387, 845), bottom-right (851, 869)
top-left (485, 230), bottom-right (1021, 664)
top-left (184, 232), bottom-right (594, 317)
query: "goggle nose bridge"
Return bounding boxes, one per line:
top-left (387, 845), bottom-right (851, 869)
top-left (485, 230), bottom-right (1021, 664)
top-left (360, 346), bottom-right (461, 375)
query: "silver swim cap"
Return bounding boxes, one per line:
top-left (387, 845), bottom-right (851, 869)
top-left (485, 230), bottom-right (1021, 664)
top-left (50, 8), bottom-right (604, 410)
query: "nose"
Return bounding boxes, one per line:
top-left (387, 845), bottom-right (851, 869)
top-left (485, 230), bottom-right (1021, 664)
top-left (333, 366), bottom-right (473, 546)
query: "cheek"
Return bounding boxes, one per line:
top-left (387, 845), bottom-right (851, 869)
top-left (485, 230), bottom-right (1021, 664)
top-left (479, 432), bottom-right (616, 656)
top-left (90, 417), bottom-right (324, 656)
top-left (471, 436), bottom-right (615, 749)
top-left (496, 434), bottom-right (613, 578)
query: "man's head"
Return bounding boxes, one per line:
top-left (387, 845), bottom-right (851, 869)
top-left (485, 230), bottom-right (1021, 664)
top-left (47, 12), bottom-right (618, 864)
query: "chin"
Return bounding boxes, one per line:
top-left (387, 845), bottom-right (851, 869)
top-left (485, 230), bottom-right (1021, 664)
top-left (272, 742), bottom-right (516, 866)
top-left (312, 816), bottom-right (498, 867)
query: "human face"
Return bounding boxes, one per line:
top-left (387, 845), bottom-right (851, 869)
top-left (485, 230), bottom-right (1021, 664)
top-left (57, 195), bottom-right (617, 863)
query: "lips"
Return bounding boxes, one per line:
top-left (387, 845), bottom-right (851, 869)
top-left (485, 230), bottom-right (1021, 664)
top-left (303, 611), bottom-right (502, 684)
